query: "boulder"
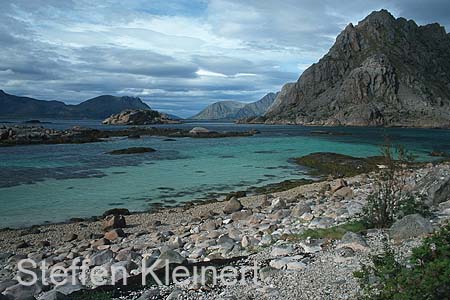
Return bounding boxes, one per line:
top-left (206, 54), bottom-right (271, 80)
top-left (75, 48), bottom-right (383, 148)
top-left (152, 250), bottom-right (187, 270)
top-left (62, 233), bottom-right (78, 242)
top-left (223, 197), bottom-right (243, 214)
top-left (337, 232), bottom-right (369, 252)
top-left (3, 283), bottom-right (41, 300)
top-left (331, 179), bottom-right (347, 193)
top-left (38, 291), bottom-right (70, 300)
top-left (291, 203), bottom-right (312, 217)
top-left (414, 167), bottom-right (450, 205)
top-left (189, 127), bottom-right (210, 134)
top-left (102, 215), bottom-right (126, 231)
top-left (0, 280), bottom-right (17, 293)
top-left (390, 214), bottom-right (434, 241)
top-left (333, 187), bottom-right (354, 199)
top-left (271, 198), bottom-right (286, 209)
top-left (90, 250), bottom-right (114, 266)
top-left (104, 229), bottom-right (126, 241)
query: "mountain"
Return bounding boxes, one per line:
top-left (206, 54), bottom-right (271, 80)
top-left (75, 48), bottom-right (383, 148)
top-left (234, 92), bottom-right (279, 119)
top-left (257, 10), bottom-right (450, 128)
top-left (0, 90), bottom-right (151, 119)
top-left (191, 93), bottom-right (278, 120)
top-left (191, 101), bottom-right (245, 120)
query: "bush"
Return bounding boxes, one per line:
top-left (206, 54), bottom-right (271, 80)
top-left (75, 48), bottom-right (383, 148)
top-left (361, 143), bottom-right (429, 228)
top-left (354, 224), bottom-right (450, 300)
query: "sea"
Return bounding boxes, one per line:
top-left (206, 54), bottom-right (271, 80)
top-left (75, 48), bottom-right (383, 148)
top-left (1, 119), bottom-right (449, 228)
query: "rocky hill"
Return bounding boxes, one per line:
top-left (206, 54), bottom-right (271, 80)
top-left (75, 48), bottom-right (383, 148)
top-left (191, 101), bottom-right (245, 120)
top-left (0, 90), bottom-right (150, 119)
top-left (256, 10), bottom-right (450, 127)
top-left (191, 93), bottom-right (277, 120)
top-left (102, 109), bottom-right (180, 125)
top-left (234, 92), bottom-right (279, 119)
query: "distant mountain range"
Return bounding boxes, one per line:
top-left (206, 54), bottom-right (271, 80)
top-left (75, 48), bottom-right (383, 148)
top-left (191, 92), bottom-right (278, 120)
top-left (0, 90), bottom-right (158, 119)
top-left (247, 10), bottom-right (450, 128)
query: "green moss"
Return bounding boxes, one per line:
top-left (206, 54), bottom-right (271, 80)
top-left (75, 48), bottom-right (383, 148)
top-left (289, 220), bottom-right (367, 240)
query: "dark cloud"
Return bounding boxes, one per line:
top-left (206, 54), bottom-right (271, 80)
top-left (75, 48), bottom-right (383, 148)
top-left (0, 0), bottom-right (449, 117)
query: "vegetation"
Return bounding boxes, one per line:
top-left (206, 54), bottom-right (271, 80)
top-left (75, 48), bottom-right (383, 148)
top-left (354, 224), bottom-right (450, 300)
top-left (287, 220), bottom-right (367, 241)
top-left (253, 178), bottom-right (313, 194)
top-left (361, 143), bottom-right (429, 228)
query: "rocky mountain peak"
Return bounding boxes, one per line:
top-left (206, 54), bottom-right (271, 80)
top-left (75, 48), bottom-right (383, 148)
top-left (260, 10), bottom-right (450, 128)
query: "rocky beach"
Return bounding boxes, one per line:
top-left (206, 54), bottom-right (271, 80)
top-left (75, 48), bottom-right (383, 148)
top-left (1, 159), bottom-right (449, 300)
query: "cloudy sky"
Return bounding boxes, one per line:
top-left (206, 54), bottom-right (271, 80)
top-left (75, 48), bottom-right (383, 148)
top-left (1, 0), bottom-right (449, 117)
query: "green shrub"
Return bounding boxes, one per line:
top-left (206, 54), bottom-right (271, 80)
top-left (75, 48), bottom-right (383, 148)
top-left (354, 224), bottom-right (450, 300)
top-left (361, 143), bottom-right (429, 228)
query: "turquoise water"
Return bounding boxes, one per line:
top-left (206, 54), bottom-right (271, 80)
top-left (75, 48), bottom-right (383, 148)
top-left (1, 120), bottom-right (449, 228)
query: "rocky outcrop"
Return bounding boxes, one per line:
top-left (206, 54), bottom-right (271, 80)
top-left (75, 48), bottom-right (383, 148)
top-left (259, 10), bottom-right (450, 128)
top-left (102, 109), bottom-right (180, 125)
top-left (191, 93), bottom-right (278, 120)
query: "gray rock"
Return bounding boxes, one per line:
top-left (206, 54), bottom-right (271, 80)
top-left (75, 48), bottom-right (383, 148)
top-left (223, 197), bottom-right (243, 214)
top-left (3, 283), bottom-right (41, 300)
top-left (102, 215), bottom-right (126, 231)
top-left (291, 203), bottom-right (312, 217)
top-left (390, 214), bottom-right (434, 240)
top-left (38, 291), bottom-right (70, 300)
top-left (337, 232), bottom-right (369, 252)
top-left (90, 250), bottom-right (114, 266)
top-left (152, 250), bottom-right (187, 270)
top-left (53, 280), bottom-right (84, 295)
top-left (0, 280), bottom-right (17, 293)
top-left (271, 198), bottom-right (286, 209)
top-left (259, 266), bottom-right (279, 281)
top-left (415, 167), bottom-right (450, 205)
top-left (62, 233), bottom-right (77, 242)
top-left (270, 245), bottom-right (294, 257)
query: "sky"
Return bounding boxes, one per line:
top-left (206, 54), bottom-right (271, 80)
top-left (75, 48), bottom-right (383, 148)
top-left (1, 0), bottom-right (449, 117)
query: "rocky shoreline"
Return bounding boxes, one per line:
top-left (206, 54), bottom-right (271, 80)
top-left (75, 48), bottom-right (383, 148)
top-left (1, 160), bottom-right (449, 300)
top-left (0, 125), bottom-right (260, 146)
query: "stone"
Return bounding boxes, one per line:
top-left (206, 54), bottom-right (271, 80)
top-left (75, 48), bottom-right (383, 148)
top-left (38, 291), bottom-right (71, 300)
top-left (390, 214), bottom-right (434, 241)
top-left (53, 280), bottom-right (84, 295)
top-left (0, 280), bottom-right (17, 293)
top-left (102, 215), bottom-right (126, 231)
top-left (286, 261), bottom-right (307, 271)
top-left (270, 245), bottom-right (294, 257)
top-left (167, 236), bottom-right (184, 249)
top-left (333, 187), bottom-right (354, 199)
top-left (189, 127), bottom-right (210, 134)
top-left (231, 210), bottom-right (252, 221)
top-left (15, 240), bottom-right (30, 249)
top-left (415, 167), bottom-right (450, 205)
top-left (3, 283), bottom-right (41, 300)
top-left (259, 266), bottom-right (279, 281)
top-left (291, 203), bottom-right (312, 217)
top-left (166, 289), bottom-right (183, 300)
top-left (299, 240), bottom-right (323, 253)
top-left (62, 233), bottom-right (78, 242)
top-left (92, 238), bottom-right (111, 248)
top-left (271, 198), bottom-right (286, 209)
top-left (331, 179), bottom-right (347, 193)
top-left (337, 232), bottom-right (369, 252)
top-left (136, 289), bottom-right (160, 300)
top-left (223, 197), bottom-right (243, 214)
top-left (152, 250), bottom-right (187, 270)
top-left (104, 229), bottom-right (126, 241)
top-left (90, 250), bottom-right (114, 266)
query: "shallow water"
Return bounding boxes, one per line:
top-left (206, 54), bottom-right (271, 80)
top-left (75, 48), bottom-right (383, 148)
top-left (1, 119), bottom-right (449, 228)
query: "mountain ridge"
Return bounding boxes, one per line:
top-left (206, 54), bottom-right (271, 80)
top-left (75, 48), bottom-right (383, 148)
top-left (252, 9), bottom-right (450, 128)
top-left (0, 90), bottom-right (151, 119)
top-left (191, 92), bottom-right (278, 120)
